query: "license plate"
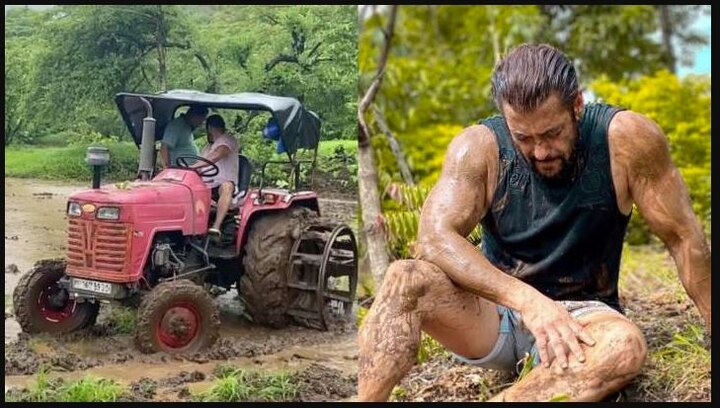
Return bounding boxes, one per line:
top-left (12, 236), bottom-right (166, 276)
top-left (72, 278), bottom-right (112, 295)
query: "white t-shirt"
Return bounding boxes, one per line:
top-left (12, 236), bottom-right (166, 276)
top-left (200, 133), bottom-right (238, 188)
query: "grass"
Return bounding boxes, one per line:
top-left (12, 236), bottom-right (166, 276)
top-left (5, 143), bottom-right (139, 182)
top-left (194, 365), bottom-right (300, 402)
top-left (634, 322), bottom-right (711, 402)
top-left (104, 305), bottom-right (137, 334)
top-left (55, 377), bottom-right (125, 402)
top-left (4, 365), bottom-right (126, 402)
top-left (416, 333), bottom-right (449, 364)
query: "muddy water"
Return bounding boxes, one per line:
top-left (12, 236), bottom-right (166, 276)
top-left (4, 178), bottom-right (359, 401)
top-left (5, 178), bottom-right (86, 344)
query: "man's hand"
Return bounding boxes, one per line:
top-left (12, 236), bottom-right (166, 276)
top-left (519, 297), bottom-right (596, 369)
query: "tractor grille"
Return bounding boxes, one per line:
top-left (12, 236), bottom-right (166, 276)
top-left (67, 219), bottom-right (131, 274)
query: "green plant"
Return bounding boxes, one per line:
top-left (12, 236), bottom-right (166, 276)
top-left (105, 305), bottom-right (137, 334)
top-left (25, 364), bottom-right (57, 402)
top-left (384, 183), bottom-right (482, 259)
top-left (515, 352), bottom-right (536, 382)
top-left (56, 377), bottom-right (125, 402)
top-left (196, 367), bottom-right (299, 402)
top-left (548, 393), bottom-right (570, 402)
top-left (390, 385), bottom-right (408, 401)
top-left (416, 332), bottom-right (449, 364)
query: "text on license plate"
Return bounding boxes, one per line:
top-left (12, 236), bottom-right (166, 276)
top-left (73, 278), bottom-right (112, 295)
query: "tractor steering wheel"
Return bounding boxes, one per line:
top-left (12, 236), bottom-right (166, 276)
top-left (176, 155), bottom-right (219, 178)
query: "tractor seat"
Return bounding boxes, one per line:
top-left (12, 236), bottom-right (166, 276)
top-left (211, 154), bottom-right (252, 210)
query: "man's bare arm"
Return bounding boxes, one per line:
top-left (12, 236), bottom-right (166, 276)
top-left (611, 112), bottom-right (711, 332)
top-left (191, 145), bottom-right (230, 168)
top-left (415, 125), bottom-right (539, 310)
top-left (160, 144), bottom-right (171, 167)
top-left (415, 125), bottom-right (595, 368)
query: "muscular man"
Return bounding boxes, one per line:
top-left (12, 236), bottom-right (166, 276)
top-left (358, 44), bottom-right (711, 402)
top-left (160, 105), bottom-right (208, 168)
top-left (191, 114), bottom-right (238, 238)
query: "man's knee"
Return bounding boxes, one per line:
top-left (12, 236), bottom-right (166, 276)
top-left (590, 318), bottom-right (647, 380)
top-left (380, 260), bottom-right (449, 308)
top-left (219, 182), bottom-right (234, 198)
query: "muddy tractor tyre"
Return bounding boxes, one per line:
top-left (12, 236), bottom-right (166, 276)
top-left (13, 259), bottom-right (100, 334)
top-left (240, 207), bottom-right (314, 328)
top-left (135, 279), bottom-right (220, 354)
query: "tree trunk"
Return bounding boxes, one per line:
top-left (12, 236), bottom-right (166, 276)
top-left (372, 105), bottom-right (414, 186)
top-left (357, 5), bottom-right (398, 289)
top-left (657, 5), bottom-right (677, 74)
top-left (357, 127), bottom-right (389, 288)
top-left (156, 5), bottom-right (168, 92)
top-left (488, 6), bottom-right (501, 63)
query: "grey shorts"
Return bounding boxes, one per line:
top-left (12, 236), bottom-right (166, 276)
top-left (453, 300), bottom-right (620, 374)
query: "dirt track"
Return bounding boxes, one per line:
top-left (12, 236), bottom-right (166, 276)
top-left (4, 177), bottom-right (359, 401)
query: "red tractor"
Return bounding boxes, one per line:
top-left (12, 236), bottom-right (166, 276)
top-left (12, 90), bottom-right (358, 354)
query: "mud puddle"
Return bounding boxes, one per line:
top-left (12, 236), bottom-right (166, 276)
top-left (4, 177), bottom-right (359, 401)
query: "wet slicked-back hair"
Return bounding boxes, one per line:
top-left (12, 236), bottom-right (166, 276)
top-left (491, 44), bottom-right (579, 114)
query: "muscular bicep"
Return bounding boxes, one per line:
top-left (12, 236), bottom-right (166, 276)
top-left (418, 126), bottom-right (496, 241)
top-left (617, 113), bottom-right (702, 247)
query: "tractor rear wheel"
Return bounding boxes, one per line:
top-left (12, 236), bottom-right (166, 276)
top-left (135, 279), bottom-right (220, 354)
top-left (13, 259), bottom-right (100, 334)
top-left (240, 207), bottom-right (313, 328)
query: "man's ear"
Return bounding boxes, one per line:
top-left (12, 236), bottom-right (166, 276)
top-left (574, 91), bottom-right (584, 119)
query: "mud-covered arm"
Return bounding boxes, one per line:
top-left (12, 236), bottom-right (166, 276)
top-left (414, 125), bottom-right (546, 311)
top-left (611, 112), bottom-right (711, 332)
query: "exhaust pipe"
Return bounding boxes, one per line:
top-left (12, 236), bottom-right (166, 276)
top-left (85, 146), bottom-right (110, 189)
top-left (137, 97), bottom-right (156, 181)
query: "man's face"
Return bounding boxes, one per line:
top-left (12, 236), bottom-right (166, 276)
top-left (188, 113), bottom-right (206, 129)
top-left (503, 92), bottom-right (582, 182)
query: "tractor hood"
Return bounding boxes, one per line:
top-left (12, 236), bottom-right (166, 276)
top-left (115, 90), bottom-right (321, 155)
top-left (68, 180), bottom-right (193, 205)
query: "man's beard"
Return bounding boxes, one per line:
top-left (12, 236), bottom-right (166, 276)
top-left (531, 149), bottom-right (577, 186)
top-left (531, 120), bottom-right (580, 186)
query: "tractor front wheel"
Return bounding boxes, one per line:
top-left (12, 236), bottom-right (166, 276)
top-left (13, 259), bottom-right (100, 334)
top-left (135, 279), bottom-right (220, 354)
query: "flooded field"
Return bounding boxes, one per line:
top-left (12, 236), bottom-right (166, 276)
top-left (4, 177), bottom-right (359, 401)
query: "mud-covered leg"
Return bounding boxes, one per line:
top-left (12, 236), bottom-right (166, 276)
top-left (489, 313), bottom-right (647, 402)
top-left (358, 259), bottom-right (499, 402)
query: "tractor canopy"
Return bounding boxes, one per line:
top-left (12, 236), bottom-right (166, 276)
top-left (115, 90), bottom-right (321, 156)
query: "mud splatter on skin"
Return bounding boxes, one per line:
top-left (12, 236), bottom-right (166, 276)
top-left (358, 259), bottom-right (499, 401)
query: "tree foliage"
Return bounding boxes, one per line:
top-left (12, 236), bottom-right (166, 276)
top-left (4, 5), bottom-right (357, 144)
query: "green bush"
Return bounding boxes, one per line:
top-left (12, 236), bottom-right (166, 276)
top-left (5, 142), bottom-right (138, 182)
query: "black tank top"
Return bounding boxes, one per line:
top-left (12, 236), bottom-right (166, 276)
top-left (479, 103), bottom-right (629, 313)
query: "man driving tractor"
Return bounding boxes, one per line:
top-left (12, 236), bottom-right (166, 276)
top-left (190, 113), bottom-right (239, 239)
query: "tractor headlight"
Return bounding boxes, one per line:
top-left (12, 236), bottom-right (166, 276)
top-left (67, 202), bottom-right (82, 217)
top-left (97, 207), bottom-right (120, 220)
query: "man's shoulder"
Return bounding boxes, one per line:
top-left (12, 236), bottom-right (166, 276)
top-left (608, 110), bottom-right (666, 150)
top-left (447, 124), bottom-right (498, 160)
top-left (217, 133), bottom-right (238, 148)
top-left (164, 116), bottom-right (187, 134)
top-left (607, 110), bottom-right (670, 172)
